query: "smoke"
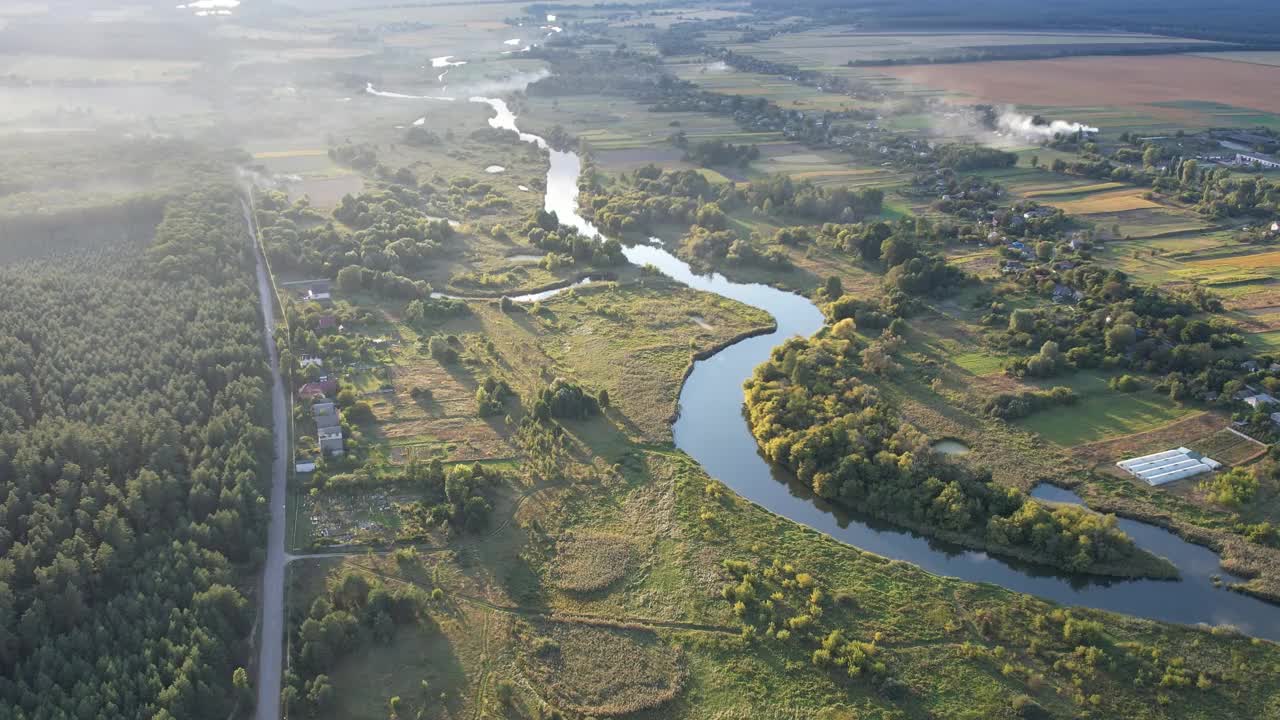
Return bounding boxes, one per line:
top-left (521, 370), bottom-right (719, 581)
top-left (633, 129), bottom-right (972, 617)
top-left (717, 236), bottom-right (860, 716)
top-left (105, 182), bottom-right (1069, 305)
top-left (995, 111), bottom-right (1097, 142)
top-left (363, 69), bottom-right (550, 104)
top-left (454, 69), bottom-right (550, 96)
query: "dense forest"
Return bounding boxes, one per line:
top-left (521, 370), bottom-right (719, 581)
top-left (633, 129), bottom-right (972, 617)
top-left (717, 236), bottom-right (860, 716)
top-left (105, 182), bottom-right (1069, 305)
top-left (0, 186), bottom-right (272, 719)
top-left (743, 331), bottom-right (1167, 575)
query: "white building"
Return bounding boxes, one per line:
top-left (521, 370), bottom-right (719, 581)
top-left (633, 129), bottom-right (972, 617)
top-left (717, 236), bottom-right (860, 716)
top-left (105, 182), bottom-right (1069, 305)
top-left (1235, 152), bottom-right (1280, 170)
top-left (1117, 447), bottom-right (1219, 486)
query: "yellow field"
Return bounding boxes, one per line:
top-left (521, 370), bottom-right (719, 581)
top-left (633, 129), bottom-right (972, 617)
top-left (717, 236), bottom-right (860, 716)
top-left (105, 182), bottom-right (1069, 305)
top-left (1192, 250), bottom-right (1280, 269)
top-left (1050, 189), bottom-right (1162, 214)
top-left (1024, 181), bottom-right (1127, 198)
top-left (253, 149), bottom-right (328, 159)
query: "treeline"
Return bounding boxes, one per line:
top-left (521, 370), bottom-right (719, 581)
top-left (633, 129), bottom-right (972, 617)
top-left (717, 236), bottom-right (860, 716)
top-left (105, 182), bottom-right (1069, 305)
top-left (744, 332), bottom-right (1158, 574)
top-left (0, 186), bottom-right (272, 719)
top-left (523, 209), bottom-right (627, 266)
top-left (1049, 149), bottom-right (1280, 219)
top-left (257, 187), bottom-right (454, 294)
top-left (580, 165), bottom-right (883, 237)
top-left (398, 460), bottom-right (499, 537)
top-left (676, 137), bottom-right (760, 168)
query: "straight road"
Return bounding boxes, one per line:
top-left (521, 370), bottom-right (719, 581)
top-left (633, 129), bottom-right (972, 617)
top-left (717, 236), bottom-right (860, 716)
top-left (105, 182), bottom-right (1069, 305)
top-left (245, 197), bottom-right (288, 720)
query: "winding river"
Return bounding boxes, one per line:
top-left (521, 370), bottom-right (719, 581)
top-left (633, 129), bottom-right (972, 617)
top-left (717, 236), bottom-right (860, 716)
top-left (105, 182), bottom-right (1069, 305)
top-left (451, 95), bottom-right (1280, 640)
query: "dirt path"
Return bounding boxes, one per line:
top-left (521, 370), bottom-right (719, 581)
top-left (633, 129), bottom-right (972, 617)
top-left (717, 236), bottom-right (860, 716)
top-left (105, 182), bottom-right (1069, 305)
top-left (334, 559), bottom-right (739, 636)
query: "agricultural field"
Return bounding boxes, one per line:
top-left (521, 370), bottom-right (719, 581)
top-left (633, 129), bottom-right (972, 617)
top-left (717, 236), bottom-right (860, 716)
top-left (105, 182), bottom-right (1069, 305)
top-left (878, 55), bottom-right (1280, 129)
top-left (1192, 50), bottom-right (1280, 67)
top-left (722, 29), bottom-right (1220, 69)
top-left (523, 93), bottom-right (784, 156)
top-left (1045, 187), bottom-right (1163, 215)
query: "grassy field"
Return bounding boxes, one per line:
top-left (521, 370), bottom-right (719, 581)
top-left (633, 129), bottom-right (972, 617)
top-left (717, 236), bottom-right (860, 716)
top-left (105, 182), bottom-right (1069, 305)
top-left (287, 447), bottom-right (1280, 720)
top-left (1014, 372), bottom-right (1198, 446)
top-left (291, 277), bottom-right (772, 549)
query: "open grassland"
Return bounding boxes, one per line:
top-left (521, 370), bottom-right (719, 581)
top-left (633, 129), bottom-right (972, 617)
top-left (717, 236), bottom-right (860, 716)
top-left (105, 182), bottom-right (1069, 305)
top-left (880, 56), bottom-right (1280, 126)
top-left (723, 29), bottom-right (1218, 69)
top-left (484, 280), bottom-right (773, 442)
top-left (1016, 371), bottom-right (1198, 446)
top-left (287, 447), bottom-right (1280, 720)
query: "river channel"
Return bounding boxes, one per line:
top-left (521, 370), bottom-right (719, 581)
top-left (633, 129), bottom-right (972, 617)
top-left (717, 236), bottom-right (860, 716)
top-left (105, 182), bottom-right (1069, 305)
top-left (453, 94), bottom-right (1280, 640)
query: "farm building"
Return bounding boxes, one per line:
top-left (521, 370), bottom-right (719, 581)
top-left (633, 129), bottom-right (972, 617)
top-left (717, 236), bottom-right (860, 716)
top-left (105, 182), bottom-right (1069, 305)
top-left (1234, 152), bottom-right (1280, 170)
top-left (1117, 447), bottom-right (1220, 486)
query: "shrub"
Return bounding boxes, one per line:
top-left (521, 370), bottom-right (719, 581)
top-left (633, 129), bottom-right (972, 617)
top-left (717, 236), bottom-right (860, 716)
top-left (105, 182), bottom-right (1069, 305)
top-left (1110, 374), bottom-right (1141, 392)
top-left (428, 335), bottom-right (458, 363)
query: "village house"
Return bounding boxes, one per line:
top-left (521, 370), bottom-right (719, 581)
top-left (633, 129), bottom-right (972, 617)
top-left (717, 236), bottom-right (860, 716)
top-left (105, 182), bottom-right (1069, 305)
top-left (313, 401), bottom-right (340, 429)
top-left (1243, 393), bottom-right (1277, 410)
top-left (299, 377), bottom-right (339, 400)
top-left (1052, 284), bottom-right (1085, 303)
top-left (304, 279), bottom-right (332, 304)
top-left (300, 354), bottom-right (323, 368)
top-left (318, 427), bottom-right (345, 456)
top-left (315, 314), bottom-right (337, 330)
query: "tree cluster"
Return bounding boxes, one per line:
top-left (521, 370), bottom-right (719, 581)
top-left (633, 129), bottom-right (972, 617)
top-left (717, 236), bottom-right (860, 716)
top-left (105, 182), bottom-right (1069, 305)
top-left (744, 334), bottom-right (1143, 573)
top-left (0, 187), bottom-right (271, 719)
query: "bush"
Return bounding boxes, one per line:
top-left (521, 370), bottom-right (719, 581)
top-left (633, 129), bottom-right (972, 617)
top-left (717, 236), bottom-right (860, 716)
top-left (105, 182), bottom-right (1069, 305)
top-left (1201, 467), bottom-right (1258, 506)
top-left (984, 387), bottom-right (1077, 420)
top-left (344, 401), bottom-right (375, 424)
top-left (1110, 374), bottom-right (1141, 392)
top-left (428, 335), bottom-right (458, 363)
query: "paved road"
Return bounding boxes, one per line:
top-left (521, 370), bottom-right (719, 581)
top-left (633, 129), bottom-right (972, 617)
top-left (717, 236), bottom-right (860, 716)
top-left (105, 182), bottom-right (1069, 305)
top-left (245, 198), bottom-right (288, 720)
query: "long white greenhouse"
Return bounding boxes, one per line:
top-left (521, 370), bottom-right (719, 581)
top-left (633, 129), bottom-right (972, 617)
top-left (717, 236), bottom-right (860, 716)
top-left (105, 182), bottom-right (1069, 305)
top-left (1116, 447), bottom-right (1221, 486)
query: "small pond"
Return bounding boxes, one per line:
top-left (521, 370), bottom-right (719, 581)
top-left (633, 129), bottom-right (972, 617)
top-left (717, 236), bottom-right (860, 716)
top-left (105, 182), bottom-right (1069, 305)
top-left (931, 439), bottom-right (971, 456)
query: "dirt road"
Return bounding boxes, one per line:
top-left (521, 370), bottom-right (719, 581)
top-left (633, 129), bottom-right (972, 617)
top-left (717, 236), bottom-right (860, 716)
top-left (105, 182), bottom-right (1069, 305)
top-left (245, 197), bottom-right (288, 720)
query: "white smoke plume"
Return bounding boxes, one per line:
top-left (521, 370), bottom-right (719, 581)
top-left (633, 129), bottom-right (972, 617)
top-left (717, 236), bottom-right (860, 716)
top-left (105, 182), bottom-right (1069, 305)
top-left (995, 111), bottom-right (1097, 142)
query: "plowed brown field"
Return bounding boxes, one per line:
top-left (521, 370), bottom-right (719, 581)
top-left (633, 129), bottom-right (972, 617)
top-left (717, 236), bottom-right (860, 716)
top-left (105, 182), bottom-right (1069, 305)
top-left (882, 55), bottom-right (1280, 115)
